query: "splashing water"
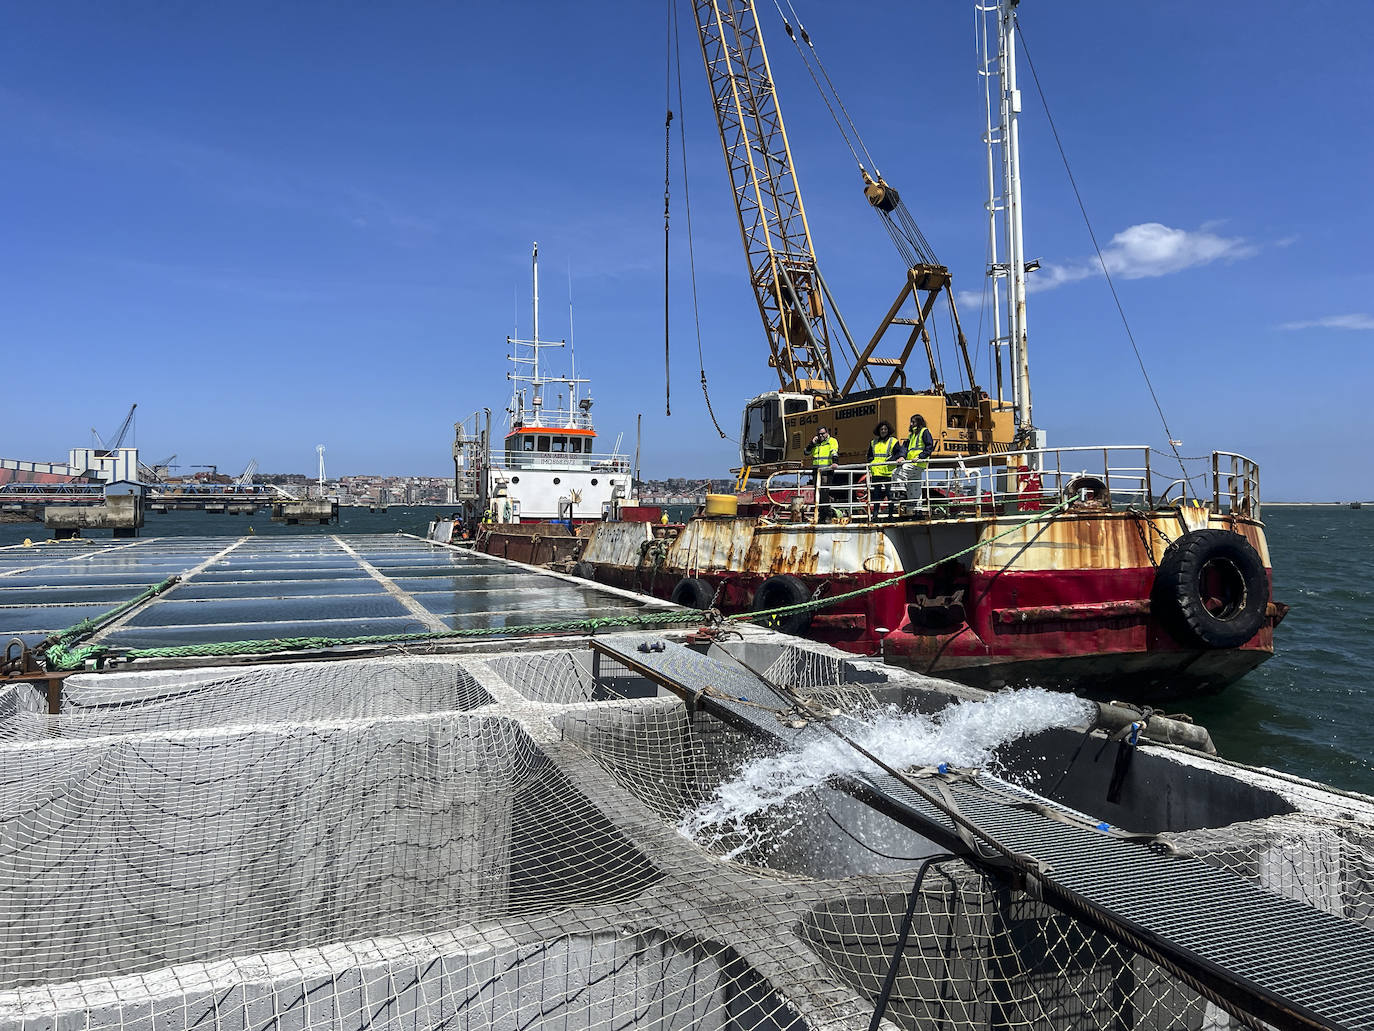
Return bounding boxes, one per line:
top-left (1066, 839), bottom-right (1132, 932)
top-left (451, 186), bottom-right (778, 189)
top-left (680, 687), bottom-right (1092, 859)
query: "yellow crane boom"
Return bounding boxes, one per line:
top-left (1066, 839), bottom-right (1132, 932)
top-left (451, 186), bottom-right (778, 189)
top-left (692, 0), bottom-right (837, 397)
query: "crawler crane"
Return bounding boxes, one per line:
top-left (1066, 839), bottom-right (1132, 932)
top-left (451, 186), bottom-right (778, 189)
top-left (690, 0), bottom-right (1018, 473)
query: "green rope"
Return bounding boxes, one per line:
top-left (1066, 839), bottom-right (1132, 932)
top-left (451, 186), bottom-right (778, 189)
top-left (45, 609), bottom-right (708, 670)
top-left (44, 574), bottom-right (182, 654)
top-left (41, 501), bottom-right (1072, 670)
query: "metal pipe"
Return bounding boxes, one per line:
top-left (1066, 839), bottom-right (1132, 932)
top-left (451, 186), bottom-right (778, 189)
top-left (1093, 701), bottom-right (1217, 754)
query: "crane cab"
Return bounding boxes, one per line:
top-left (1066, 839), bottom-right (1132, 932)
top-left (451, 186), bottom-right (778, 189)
top-left (740, 391), bottom-right (815, 467)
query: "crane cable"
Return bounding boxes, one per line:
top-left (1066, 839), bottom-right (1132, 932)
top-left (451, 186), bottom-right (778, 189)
top-left (1014, 22), bottom-right (1189, 483)
top-left (663, 10), bottom-right (673, 419)
top-left (669, 0), bottom-right (731, 439)
top-left (770, 0), bottom-right (941, 270)
top-left (664, 106), bottom-right (673, 418)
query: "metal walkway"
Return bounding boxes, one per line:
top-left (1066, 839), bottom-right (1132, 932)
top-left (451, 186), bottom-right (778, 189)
top-left (592, 636), bottom-right (1374, 1031)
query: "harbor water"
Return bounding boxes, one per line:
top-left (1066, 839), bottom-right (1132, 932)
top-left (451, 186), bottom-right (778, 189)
top-left (2, 504), bottom-right (1369, 794)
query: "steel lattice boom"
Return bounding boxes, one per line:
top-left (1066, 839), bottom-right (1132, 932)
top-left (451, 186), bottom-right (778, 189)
top-left (693, 0), bottom-right (836, 396)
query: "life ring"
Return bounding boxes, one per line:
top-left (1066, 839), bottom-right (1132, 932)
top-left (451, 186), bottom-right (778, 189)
top-left (751, 574), bottom-right (814, 636)
top-left (670, 576), bottom-right (716, 610)
top-left (1151, 529), bottom-right (1268, 649)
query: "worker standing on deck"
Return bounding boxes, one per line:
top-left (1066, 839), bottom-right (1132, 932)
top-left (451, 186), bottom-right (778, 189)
top-left (806, 426), bottom-right (839, 522)
top-left (867, 421), bottom-right (898, 520)
top-left (897, 413), bottom-right (936, 510)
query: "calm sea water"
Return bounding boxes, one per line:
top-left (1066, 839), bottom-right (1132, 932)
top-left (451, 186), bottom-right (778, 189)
top-left (1181, 506), bottom-right (1374, 795)
top-left (2, 504), bottom-right (1370, 792)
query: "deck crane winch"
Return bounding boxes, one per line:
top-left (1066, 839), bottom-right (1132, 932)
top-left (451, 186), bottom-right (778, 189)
top-left (690, 0), bottom-right (1017, 472)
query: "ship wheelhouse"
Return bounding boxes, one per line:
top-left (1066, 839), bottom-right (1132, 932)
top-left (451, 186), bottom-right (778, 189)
top-left (504, 426), bottom-right (598, 470)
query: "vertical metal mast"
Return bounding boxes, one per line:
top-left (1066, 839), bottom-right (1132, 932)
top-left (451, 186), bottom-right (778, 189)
top-left (979, 0), bottom-right (1032, 437)
top-left (506, 242), bottom-right (586, 429)
top-left (531, 242), bottom-right (541, 415)
top-left (976, 5), bottom-right (1005, 402)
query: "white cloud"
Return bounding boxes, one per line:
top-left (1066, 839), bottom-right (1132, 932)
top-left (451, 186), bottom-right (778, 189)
top-left (1279, 314), bottom-right (1374, 331)
top-left (1030, 222), bottom-right (1258, 292)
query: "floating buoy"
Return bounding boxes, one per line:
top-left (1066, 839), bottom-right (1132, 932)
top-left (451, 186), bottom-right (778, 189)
top-left (22, 538), bottom-right (32, 547)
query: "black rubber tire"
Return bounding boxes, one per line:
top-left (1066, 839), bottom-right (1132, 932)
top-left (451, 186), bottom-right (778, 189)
top-left (1152, 529), bottom-right (1268, 649)
top-left (570, 562), bottom-right (594, 581)
top-left (670, 576), bottom-right (716, 610)
top-left (751, 574), bottom-right (814, 636)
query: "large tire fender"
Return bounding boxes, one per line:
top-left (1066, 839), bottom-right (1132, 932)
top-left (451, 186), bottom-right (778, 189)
top-left (1151, 529), bottom-right (1268, 649)
top-left (670, 576), bottom-right (716, 610)
top-left (751, 574), bottom-right (814, 636)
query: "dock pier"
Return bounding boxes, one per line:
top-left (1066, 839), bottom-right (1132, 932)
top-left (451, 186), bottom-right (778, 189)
top-left (270, 498), bottom-right (338, 524)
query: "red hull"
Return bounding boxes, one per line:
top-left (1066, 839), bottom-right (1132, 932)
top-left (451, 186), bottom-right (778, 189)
top-left (569, 510), bottom-right (1284, 703)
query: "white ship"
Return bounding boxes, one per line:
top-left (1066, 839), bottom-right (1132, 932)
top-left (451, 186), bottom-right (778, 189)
top-left (431, 242), bottom-right (634, 544)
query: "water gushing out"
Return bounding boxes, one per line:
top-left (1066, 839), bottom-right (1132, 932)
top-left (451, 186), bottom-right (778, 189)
top-left (680, 688), bottom-right (1092, 860)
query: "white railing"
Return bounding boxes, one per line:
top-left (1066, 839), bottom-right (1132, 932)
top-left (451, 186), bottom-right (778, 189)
top-left (758, 446), bottom-right (1262, 523)
top-left (510, 408), bottom-right (595, 431)
top-left (493, 451), bottom-right (631, 474)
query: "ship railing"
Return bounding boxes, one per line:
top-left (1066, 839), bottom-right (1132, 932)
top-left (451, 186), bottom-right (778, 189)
top-left (493, 452), bottom-right (631, 474)
top-left (1211, 450), bottom-right (1261, 519)
top-left (510, 409), bottom-right (595, 431)
top-left (760, 445), bottom-right (1262, 522)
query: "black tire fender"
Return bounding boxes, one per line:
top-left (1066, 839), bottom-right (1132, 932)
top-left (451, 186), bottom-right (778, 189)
top-left (570, 561), bottom-right (594, 581)
top-left (670, 576), bottom-right (716, 610)
top-left (751, 574), bottom-right (814, 636)
top-left (1151, 529), bottom-right (1268, 649)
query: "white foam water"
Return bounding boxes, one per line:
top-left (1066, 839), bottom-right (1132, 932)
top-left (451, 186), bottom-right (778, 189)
top-left (680, 687), bottom-right (1092, 859)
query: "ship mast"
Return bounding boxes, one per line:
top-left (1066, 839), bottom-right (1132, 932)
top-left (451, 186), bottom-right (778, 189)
top-left (979, 0), bottom-right (1034, 440)
top-left (506, 242), bottom-right (588, 430)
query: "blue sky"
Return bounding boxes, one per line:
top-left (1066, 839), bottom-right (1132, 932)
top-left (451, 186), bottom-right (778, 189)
top-left (2, 2), bottom-right (1369, 499)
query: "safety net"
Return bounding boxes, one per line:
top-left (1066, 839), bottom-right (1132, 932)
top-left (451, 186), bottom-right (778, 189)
top-left (3, 640), bottom-right (1373, 1030)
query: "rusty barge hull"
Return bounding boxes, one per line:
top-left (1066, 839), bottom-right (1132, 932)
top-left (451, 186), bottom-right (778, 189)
top-left (570, 506), bottom-right (1281, 702)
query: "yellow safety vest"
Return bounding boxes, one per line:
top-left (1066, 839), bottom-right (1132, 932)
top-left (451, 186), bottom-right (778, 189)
top-left (869, 438), bottom-right (897, 478)
top-left (811, 437), bottom-right (839, 468)
top-left (906, 428), bottom-right (933, 471)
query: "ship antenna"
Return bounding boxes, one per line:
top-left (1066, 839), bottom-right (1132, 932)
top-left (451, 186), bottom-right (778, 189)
top-left (531, 241), bottom-right (541, 414)
top-left (568, 262), bottom-right (577, 424)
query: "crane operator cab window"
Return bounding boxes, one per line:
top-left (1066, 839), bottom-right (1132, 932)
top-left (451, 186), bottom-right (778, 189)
top-left (741, 393), bottom-right (812, 466)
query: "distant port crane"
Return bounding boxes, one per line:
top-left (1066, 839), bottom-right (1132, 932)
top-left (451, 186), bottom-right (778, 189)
top-left (90, 403), bottom-right (137, 453)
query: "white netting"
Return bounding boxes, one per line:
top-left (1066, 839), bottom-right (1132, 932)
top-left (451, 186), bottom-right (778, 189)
top-left (3, 643), bottom-right (1370, 1031)
top-left (1164, 813), bottom-right (1374, 926)
top-left (0, 658), bottom-right (492, 742)
top-left (0, 713), bottom-right (658, 990)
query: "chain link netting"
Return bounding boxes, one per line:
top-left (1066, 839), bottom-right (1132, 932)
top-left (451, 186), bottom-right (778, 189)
top-left (3, 644), bottom-right (1369, 1030)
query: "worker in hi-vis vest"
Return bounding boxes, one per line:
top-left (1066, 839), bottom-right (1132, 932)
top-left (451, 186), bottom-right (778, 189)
top-left (867, 421), bottom-right (898, 520)
top-left (898, 413), bottom-right (936, 507)
top-left (805, 426), bottom-right (840, 522)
